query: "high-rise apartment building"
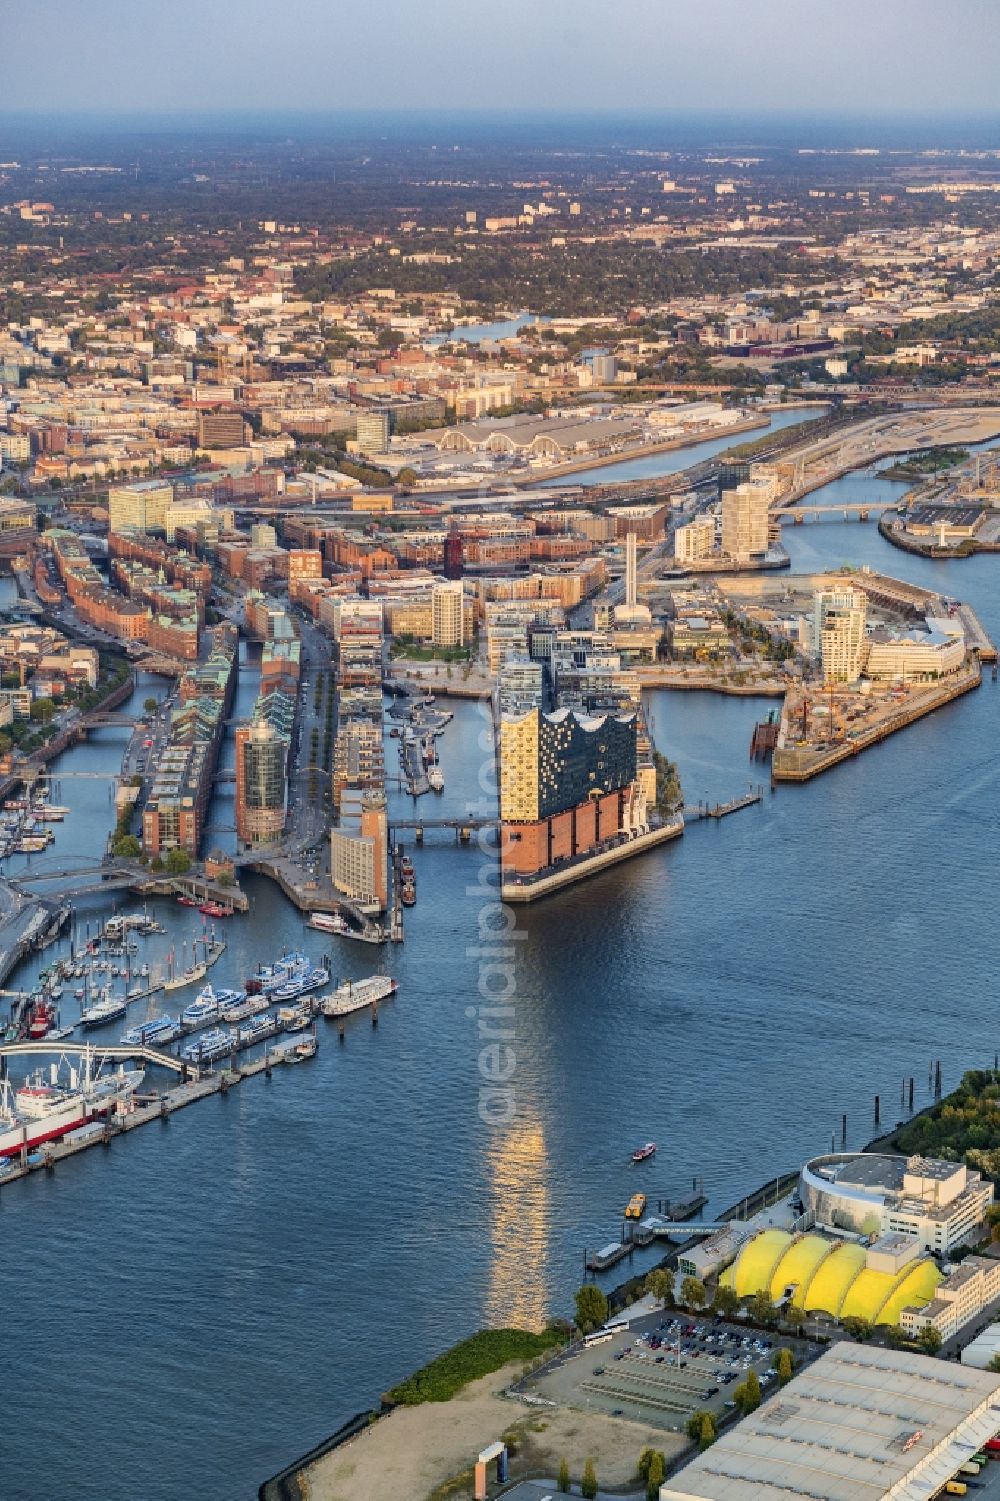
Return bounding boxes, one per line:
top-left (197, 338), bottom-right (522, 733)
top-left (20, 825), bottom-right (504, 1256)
top-left (674, 516), bottom-right (716, 565)
top-left (108, 479), bottom-right (174, 536)
top-left (720, 478), bottom-right (773, 563)
top-left (814, 587), bottom-right (868, 683)
top-left (355, 409), bottom-right (391, 455)
top-left (432, 580), bottom-right (465, 647)
top-left (234, 718), bottom-right (288, 845)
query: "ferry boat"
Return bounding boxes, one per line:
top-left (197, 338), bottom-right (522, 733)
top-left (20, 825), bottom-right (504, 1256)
top-left (401, 880), bottom-right (416, 907)
top-left (307, 912), bottom-right (351, 936)
top-left (272, 965), bottom-right (329, 1002)
top-left (121, 1015), bottom-right (182, 1047)
top-left (632, 1141), bottom-right (657, 1164)
top-left (80, 994), bottom-right (127, 1028)
top-left (221, 993), bottom-right (266, 1024)
top-left (181, 987), bottom-right (223, 1026)
top-left (247, 952), bottom-right (310, 995)
top-left (237, 1013), bottom-right (278, 1046)
top-left (0, 1054), bottom-right (144, 1157)
top-left (198, 901), bottom-right (232, 919)
top-left (179, 1028), bottom-right (235, 1064)
top-left (176, 895), bottom-right (199, 908)
top-left (320, 975), bottom-right (398, 1018)
top-left (428, 767), bottom-right (444, 792)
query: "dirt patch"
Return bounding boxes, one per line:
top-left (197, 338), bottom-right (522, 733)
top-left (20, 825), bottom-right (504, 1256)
top-left (300, 1360), bottom-right (686, 1501)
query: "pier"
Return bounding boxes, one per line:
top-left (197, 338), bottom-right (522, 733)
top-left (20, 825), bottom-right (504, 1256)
top-left (0, 1044), bottom-right (318, 1193)
top-left (773, 660), bottom-right (983, 782)
top-left (682, 789), bottom-right (764, 821)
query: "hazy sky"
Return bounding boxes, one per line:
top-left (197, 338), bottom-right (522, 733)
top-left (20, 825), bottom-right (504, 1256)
top-left (3, 0), bottom-right (997, 116)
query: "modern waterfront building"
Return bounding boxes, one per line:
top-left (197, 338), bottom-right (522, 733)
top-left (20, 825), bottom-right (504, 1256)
top-left (330, 791), bottom-right (388, 912)
top-left (499, 706), bottom-right (645, 878)
top-left (234, 718), bottom-right (288, 846)
top-left (800, 1151), bottom-right (993, 1253)
top-left (431, 580), bottom-right (465, 648)
top-left (720, 476), bottom-right (774, 563)
top-left (865, 626), bottom-right (966, 680)
top-left (497, 655), bottom-right (544, 718)
top-left (813, 586), bottom-right (868, 683)
top-left (659, 1344), bottom-right (1000, 1501)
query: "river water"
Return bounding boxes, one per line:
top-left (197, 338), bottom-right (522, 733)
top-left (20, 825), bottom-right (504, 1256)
top-left (3, 453), bottom-right (1000, 1501)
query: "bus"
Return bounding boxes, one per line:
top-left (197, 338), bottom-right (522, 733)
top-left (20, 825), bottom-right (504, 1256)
top-left (945, 1482), bottom-right (967, 1496)
top-left (584, 1329), bottom-right (614, 1348)
top-left (624, 1192), bottom-right (647, 1220)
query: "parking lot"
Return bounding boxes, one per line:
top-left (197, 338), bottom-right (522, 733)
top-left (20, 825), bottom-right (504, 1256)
top-left (529, 1313), bottom-right (815, 1434)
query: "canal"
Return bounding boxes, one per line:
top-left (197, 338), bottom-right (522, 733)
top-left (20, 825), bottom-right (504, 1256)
top-left (3, 453), bottom-right (1000, 1501)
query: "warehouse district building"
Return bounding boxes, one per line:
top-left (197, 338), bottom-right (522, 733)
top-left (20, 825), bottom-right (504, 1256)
top-left (660, 1343), bottom-right (1000, 1501)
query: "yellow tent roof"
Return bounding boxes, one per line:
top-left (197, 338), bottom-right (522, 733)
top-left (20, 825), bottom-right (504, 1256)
top-left (723, 1229), bottom-right (791, 1300)
top-left (802, 1242), bottom-right (867, 1316)
top-left (768, 1235), bottom-right (834, 1307)
top-left (878, 1258), bottom-right (944, 1327)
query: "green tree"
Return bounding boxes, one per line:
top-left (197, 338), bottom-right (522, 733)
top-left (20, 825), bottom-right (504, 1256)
top-left (918, 1325), bottom-right (943, 1356)
top-left (749, 1289), bottom-right (777, 1327)
top-left (712, 1285), bottom-right (739, 1318)
top-left (782, 1304), bottom-right (807, 1333)
top-left (396, 466), bottom-right (418, 489)
top-left (646, 1450), bottom-right (665, 1497)
top-left (557, 1457), bottom-right (570, 1494)
top-left (685, 1410), bottom-right (713, 1442)
top-left (30, 697), bottom-right (56, 723)
top-left (111, 833), bottom-right (142, 859)
top-left (574, 1284), bottom-right (609, 1333)
top-left (581, 1458), bottom-right (598, 1500)
top-left (735, 1369), bottom-right (761, 1414)
top-left (680, 1276), bottom-right (707, 1310)
top-left (143, 697), bottom-right (158, 714)
top-left (842, 1317), bottom-right (873, 1342)
top-left (164, 847), bottom-right (191, 875)
top-left (697, 1412), bottom-right (717, 1452)
top-left (776, 1348), bottom-right (794, 1386)
top-left (645, 1268), bottom-right (674, 1306)
top-left (986, 1353), bottom-right (1000, 1374)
